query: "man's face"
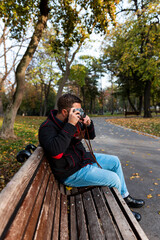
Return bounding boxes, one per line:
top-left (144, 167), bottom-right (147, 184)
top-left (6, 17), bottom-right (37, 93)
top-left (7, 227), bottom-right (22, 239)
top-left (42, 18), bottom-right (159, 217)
top-left (72, 103), bottom-right (82, 110)
top-left (64, 102), bottom-right (82, 122)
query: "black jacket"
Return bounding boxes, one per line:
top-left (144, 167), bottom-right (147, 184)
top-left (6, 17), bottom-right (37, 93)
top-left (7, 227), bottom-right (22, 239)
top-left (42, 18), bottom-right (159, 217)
top-left (38, 110), bottom-right (96, 181)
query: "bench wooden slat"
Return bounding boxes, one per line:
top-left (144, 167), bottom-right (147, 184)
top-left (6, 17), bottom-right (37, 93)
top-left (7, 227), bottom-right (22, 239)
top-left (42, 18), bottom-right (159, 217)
top-left (102, 187), bottom-right (137, 240)
top-left (125, 111), bottom-right (140, 117)
top-left (111, 188), bottom-right (149, 240)
top-left (60, 183), bottom-right (66, 194)
top-left (0, 147), bottom-right (44, 239)
top-left (34, 174), bottom-right (54, 240)
top-left (60, 194), bottom-right (69, 240)
top-left (23, 167), bottom-right (50, 240)
top-left (4, 160), bottom-right (48, 240)
top-left (70, 195), bottom-right (78, 240)
top-left (45, 181), bottom-right (59, 240)
top-left (52, 190), bottom-right (61, 240)
top-left (82, 190), bottom-right (105, 240)
top-left (92, 187), bottom-right (120, 240)
top-left (75, 193), bottom-right (89, 240)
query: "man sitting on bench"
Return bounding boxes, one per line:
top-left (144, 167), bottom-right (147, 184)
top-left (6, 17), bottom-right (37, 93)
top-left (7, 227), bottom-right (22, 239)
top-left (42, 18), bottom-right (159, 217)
top-left (39, 93), bottom-right (145, 221)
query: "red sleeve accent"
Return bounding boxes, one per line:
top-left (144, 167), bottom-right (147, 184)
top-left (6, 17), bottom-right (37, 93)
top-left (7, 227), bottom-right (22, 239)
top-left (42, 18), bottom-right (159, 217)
top-left (52, 153), bottom-right (63, 159)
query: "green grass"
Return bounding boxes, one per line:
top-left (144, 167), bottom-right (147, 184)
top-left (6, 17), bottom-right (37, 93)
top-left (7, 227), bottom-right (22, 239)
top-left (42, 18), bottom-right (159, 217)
top-left (0, 116), bottom-right (45, 191)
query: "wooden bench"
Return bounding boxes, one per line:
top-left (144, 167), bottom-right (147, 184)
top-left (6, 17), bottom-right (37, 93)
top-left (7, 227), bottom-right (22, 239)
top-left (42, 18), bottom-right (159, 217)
top-left (0, 147), bottom-right (149, 240)
top-left (124, 111), bottom-right (140, 117)
top-left (150, 110), bottom-right (160, 115)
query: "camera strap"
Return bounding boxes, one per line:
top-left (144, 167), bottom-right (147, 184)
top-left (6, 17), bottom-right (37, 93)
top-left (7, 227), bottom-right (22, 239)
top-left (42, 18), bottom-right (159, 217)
top-left (78, 124), bottom-right (102, 169)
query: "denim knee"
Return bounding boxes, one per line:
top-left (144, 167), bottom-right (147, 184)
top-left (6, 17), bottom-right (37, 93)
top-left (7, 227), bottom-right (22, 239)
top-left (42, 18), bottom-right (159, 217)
top-left (111, 174), bottom-right (121, 193)
top-left (111, 156), bottom-right (121, 171)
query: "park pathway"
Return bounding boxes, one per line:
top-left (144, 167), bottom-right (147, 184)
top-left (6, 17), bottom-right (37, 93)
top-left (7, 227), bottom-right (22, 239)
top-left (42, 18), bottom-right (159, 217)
top-left (88, 117), bottom-right (160, 240)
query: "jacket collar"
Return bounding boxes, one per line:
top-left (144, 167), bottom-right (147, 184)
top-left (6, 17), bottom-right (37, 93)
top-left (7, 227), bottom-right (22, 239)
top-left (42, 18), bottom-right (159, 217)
top-left (48, 109), bottom-right (64, 129)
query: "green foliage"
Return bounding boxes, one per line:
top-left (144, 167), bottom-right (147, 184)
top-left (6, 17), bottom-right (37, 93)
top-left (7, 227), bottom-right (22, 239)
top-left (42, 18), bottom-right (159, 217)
top-left (0, 0), bottom-right (39, 39)
top-left (70, 64), bottom-right (88, 87)
top-left (18, 82), bottom-right (56, 116)
top-left (49, 0), bottom-right (118, 54)
top-left (102, 0), bottom-right (160, 108)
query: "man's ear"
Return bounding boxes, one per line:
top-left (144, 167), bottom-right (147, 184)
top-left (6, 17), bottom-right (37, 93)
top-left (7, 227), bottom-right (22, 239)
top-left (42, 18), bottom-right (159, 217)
top-left (62, 109), bottom-right (68, 117)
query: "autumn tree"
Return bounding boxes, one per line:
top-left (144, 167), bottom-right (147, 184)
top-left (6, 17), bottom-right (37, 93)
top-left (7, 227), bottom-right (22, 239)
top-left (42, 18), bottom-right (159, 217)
top-left (0, 22), bottom-right (24, 115)
top-left (17, 81), bottom-right (56, 116)
top-left (67, 64), bottom-right (88, 95)
top-left (46, 0), bottom-right (119, 108)
top-left (0, 0), bottom-right (49, 138)
top-left (27, 48), bottom-right (60, 116)
top-left (67, 56), bottom-right (104, 113)
top-left (102, 0), bottom-right (160, 117)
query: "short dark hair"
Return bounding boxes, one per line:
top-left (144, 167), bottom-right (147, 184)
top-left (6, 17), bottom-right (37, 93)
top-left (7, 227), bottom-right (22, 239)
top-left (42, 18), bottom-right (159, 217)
top-left (57, 93), bottom-right (82, 113)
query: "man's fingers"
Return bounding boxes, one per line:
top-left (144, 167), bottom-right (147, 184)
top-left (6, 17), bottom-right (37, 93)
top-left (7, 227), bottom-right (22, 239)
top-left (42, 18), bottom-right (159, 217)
top-left (69, 108), bottom-right (74, 114)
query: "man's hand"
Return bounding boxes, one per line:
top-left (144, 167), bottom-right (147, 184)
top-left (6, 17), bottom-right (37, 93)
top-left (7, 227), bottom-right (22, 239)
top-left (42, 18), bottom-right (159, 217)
top-left (82, 115), bottom-right (91, 127)
top-left (68, 108), bottom-right (80, 126)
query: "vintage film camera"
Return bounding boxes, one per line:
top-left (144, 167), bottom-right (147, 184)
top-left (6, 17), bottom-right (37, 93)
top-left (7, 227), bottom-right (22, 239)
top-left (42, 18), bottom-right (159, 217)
top-left (73, 108), bottom-right (86, 119)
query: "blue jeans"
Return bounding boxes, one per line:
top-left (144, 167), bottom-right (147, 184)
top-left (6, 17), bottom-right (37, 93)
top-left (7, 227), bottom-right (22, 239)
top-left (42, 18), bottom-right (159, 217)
top-left (63, 153), bottom-right (129, 198)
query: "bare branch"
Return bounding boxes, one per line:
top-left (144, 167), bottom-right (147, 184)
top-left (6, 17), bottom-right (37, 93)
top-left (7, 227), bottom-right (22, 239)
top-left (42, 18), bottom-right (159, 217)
top-left (116, 8), bottom-right (137, 15)
top-left (0, 37), bottom-right (24, 84)
top-left (55, 57), bottom-right (64, 72)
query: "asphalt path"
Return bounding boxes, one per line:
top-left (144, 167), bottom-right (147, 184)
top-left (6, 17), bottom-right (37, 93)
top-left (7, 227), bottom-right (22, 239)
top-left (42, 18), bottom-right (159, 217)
top-left (87, 117), bottom-right (160, 240)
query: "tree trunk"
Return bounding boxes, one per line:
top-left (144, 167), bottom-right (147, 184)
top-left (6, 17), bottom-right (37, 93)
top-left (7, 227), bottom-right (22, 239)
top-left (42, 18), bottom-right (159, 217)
top-left (54, 67), bottom-right (70, 109)
top-left (81, 86), bottom-right (86, 111)
top-left (0, 1), bottom-right (49, 139)
top-left (126, 88), bottom-right (137, 112)
top-left (0, 81), bottom-right (4, 116)
top-left (144, 80), bottom-right (152, 118)
top-left (138, 95), bottom-right (143, 113)
top-left (40, 82), bottom-right (44, 116)
top-left (0, 97), bottom-right (3, 116)
top-left (43, 80), bottom-right (51, 116)
top-left (54, 40), bottom-right (84, 109)
top-left (90, 98), bottom-right (93, 114)
top-left (43, 84), bottom-right (48, 116)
